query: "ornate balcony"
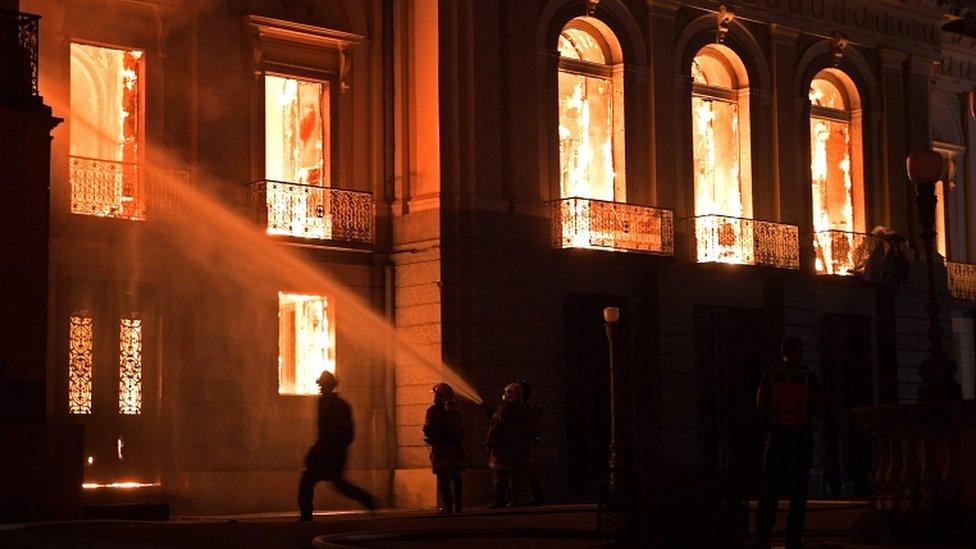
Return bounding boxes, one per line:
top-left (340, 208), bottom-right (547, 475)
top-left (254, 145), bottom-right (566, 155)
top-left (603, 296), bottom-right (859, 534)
top-left (694, 215), bottom-right (799, 269)
top-left (814, 229), bottom-right (878, 276)
top-left (0, 10), bottom-right (39, 104)
top-left (947, 261), bottom-right (976, 301)
top-left (250, 180), bottom-right (375, 245)
top-left (69, 156), bottom-right (188, 221)
top-left (549, 197), bottom-right (673, 256)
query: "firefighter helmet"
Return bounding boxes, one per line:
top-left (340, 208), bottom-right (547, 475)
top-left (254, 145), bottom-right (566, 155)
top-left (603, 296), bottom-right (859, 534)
top-left (432, 382), bottom-right (455, 402)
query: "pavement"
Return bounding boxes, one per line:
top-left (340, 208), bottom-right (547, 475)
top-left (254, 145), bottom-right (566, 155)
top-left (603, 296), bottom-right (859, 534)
top-left (0, 502), bottom-right (967, 548)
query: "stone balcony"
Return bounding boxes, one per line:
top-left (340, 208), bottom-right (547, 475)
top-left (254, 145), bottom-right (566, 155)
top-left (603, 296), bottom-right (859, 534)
top-left (693, 215), bottom-right (799, 269)
top-left (549, 197), bottom-right (673, 256)
top-left (814, 229), bottom-right (879, 276)
top-left (69, 156), bottom-right (188, 222)
top-left (947, 262), bottom-right (976, 301)
top-left (249, 180), bottom-right (375, 246)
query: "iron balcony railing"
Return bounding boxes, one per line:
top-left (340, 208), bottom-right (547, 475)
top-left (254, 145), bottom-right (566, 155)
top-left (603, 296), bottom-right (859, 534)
top-left (947, 262), bottom-right (976, 301)
top-left (69, 156), bottom-right (188, 221)
top-left (549, 197), bottom-right (674, 256)
top-left (813, 229), bottom-right (878, 276)
top-left (250, 180), bottom-right (375, 245)
top-left (694, 215), bottom-right (799, 269)
top-left (0, 10), bottom-right (39, 103)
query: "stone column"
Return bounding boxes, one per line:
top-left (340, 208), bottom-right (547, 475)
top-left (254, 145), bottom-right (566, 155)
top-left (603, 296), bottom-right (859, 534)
top-left (904, 55), bottom-right (936, 251)
top-left (769, 25), bottom-right (807, 266)
top-left (647, 1), bottom-right (679, 211)
top-left (879, 50), bottom-right (909, 236)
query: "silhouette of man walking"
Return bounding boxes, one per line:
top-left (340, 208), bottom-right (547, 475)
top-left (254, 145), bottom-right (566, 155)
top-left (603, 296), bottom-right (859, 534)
top-left (298, 371), bottom-right (376, 521)
top-left (755, 336), bottom-right (823, 549)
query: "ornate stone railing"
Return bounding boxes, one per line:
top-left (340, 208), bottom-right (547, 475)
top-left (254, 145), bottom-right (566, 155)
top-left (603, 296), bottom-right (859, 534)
top-left (249, 180), bottom-right (375, 245)
top-left (851, 401), bottom-right (976, 517)
top-left (0, 10), bottom-right (39, 103)
top-left (814, 229), bottom-right (878, 276)
top-left (694, 215), bottom-right (799, 269)
top-left (947, 262), bottom-right (976, 301)
top-left (69, 156), bottom-right (188, 221)
top-left (549, 197), bottom-right (673, 256)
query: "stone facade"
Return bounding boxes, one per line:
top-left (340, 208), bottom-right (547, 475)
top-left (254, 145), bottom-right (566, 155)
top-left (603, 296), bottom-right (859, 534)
top-left (13, 0), bottom-right (976, 514)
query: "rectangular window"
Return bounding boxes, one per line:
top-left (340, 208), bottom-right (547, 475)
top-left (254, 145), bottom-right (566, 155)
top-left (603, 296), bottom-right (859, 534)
top-left (118, 317), bottom-right (143, 414)
top-left (69, 43), bottom-right (145, 220)
top-left (68, 315), bottom-right (94, 414)
top-left (278, 292), bottom-right (335, 395)
top-left (264, 75), bottom-right (329, 185)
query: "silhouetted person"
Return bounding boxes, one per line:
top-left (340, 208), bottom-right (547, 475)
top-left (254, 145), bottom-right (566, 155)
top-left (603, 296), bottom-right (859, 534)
top-left (486, 382), bottom-right (532, 508)
top-left (755, 336), bottom-right (823, 549)
top-left (298, 371), bottom-right (376, 521)
top-left (518, 379), bottom-right (543, 506)
top-left (423, 383), bottom-right (466, 514)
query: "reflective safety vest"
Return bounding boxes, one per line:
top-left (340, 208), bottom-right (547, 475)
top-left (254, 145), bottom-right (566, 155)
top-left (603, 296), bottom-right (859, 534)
top-left (768, 367), bottom-right (811, 427)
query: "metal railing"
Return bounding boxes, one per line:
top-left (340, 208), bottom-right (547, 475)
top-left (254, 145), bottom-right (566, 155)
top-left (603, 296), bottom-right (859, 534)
top-left (69, 156), bottom-right (188, 221)
top-left (813, 229), bottom-right (878, 276)
top-left (694, 215), bottom-right (799, 269)
top-left (249, 180), bottom-right (375, 245)
top-left (947, 261), bottom-right (976, 301)
top-left (549, 197), bottom-right (673, 256)
top-left (0, 10), bottom-right (39, 103)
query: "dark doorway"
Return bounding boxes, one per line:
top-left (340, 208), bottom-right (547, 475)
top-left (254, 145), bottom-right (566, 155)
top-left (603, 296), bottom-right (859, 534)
top-left (695, 306), bottom-right (773, 498)
top-left (564, 294), bottom-right (628, 501)
top-left (818, 314), bottom-right (873, 497)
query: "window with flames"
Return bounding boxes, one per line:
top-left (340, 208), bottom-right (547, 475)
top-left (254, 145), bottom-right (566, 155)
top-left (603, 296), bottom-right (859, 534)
top-left (263, 75), bottom-right (333, 239)
top-left (809, 69), bottom-right (865, 275)
top-left (69, 43), bottom-right (145, 220)
top-left (278, 292), bottom-right (336, 395)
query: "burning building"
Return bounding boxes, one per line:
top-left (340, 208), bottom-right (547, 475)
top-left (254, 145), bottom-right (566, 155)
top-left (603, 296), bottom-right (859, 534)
top-left (2, 0), bottom-right (976, 522)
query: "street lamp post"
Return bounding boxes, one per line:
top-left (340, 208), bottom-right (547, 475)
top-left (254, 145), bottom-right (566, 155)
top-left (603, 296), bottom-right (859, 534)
top-left (907, 150), bottom-right (962, 401)
top-left (603, 306), bottom-right (622, 498)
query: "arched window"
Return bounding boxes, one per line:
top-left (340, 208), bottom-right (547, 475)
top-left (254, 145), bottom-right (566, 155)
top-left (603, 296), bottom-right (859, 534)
top-left (809, 68), bottom-right (864, 275)
top-left (557, 18), bottom-right (624, 202)
top-left (691, 45), bottom-right (751, 220)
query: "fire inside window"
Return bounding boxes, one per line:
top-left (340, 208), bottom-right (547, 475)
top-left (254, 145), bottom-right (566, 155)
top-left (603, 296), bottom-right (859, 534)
top-left (69, 43), bottom-right (144, 220)
top-left (556, 19), bottom-right (626, 249)
top-left (933, 147), bottom-right (962, 259)
top-left (264, 75), bottom-right (332, 239)
top-left (278, 292), bottom-right (336, 395)
top-left (691, 46), bottom-right (753, 264)
top-left (809, 70), bottom-right (863, 275)
top-left (118, 317), bottom-right (143, 415)
top-left (68, 315), bottom-right (94, 414)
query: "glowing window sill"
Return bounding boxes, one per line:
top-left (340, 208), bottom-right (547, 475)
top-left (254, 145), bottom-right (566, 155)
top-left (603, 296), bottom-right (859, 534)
top-left (82, 482), bottom-right (159, 490)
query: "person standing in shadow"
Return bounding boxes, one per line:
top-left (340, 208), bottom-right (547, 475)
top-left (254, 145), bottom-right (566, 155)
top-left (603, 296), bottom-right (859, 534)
top-left (518, 379), bottom-right (543, 506)
top-left (486, 382), bottom-right (531, 508)
top-left (755, 336), bottom-right (823, 549)
top-left (298, 370), bottom-right (377, 521)
top-left (423, 383), bottom-right (466, 514)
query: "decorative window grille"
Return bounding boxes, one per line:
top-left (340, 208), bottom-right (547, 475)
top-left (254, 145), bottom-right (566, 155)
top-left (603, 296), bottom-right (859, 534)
top-left (68, 315), bottom-right (94, 414)
top-left (118, 317), bottom-right (143, 414)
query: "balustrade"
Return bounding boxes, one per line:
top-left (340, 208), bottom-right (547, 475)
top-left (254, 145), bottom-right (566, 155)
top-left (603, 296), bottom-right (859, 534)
top-left (249, 180), bottom-right (375, 245)
top-left (549, 197), bottom-right (673, 256)
top-left (694, 215), bottom-right (799, 269)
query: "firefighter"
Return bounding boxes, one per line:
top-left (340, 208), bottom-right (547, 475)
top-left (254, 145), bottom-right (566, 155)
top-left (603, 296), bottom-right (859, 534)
top-left (486, 382), bottom-right (532, 508)
top-left (423, 383), bottom-right (466, 514)
top-left (518, 379), bottom-right (543, 506)
top-left (755, 336), bottom-right (823, 549)
top-left (298, 371), bottom-right (377, 521)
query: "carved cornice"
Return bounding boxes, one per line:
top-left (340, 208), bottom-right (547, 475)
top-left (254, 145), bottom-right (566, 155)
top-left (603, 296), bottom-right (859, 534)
top-left (676, 0), bottom-right (943, 55)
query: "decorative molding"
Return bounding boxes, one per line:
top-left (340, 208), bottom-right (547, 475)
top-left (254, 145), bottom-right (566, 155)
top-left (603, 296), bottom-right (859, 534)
top-left (676, 0), bottom-right (942, 55)
top-left (716, 4), bottom-right (734, 43)
top-left (830, 30), bottom-right (848, 67)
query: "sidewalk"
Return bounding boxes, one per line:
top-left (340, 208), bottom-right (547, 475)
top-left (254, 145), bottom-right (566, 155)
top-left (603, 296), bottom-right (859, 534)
top-left (0, 502), bottom-right (967, 548)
